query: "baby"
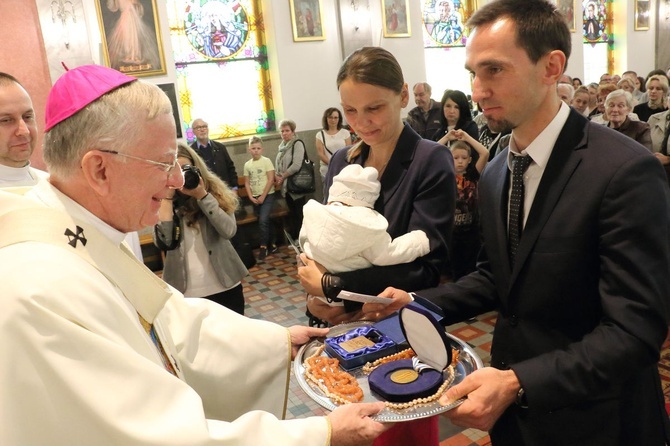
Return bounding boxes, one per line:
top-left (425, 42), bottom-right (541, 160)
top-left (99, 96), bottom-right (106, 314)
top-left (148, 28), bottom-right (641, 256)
top-left (299, 164), bottom-right (430, 275)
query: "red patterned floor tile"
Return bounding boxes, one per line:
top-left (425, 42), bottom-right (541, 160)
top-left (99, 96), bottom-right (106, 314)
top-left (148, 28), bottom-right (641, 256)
top-left (450, 325), bottom-right (487, 342)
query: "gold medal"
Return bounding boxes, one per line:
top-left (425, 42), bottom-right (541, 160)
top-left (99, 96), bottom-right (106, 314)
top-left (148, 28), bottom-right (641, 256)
top-left (390, 368), bottom-right (419, 384)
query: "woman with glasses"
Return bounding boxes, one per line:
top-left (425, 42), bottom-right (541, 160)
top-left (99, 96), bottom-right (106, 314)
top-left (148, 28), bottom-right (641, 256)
top-left (315, 107), bottom-right (352, 180)
top-left (154, 143), bottom-right (248, 314)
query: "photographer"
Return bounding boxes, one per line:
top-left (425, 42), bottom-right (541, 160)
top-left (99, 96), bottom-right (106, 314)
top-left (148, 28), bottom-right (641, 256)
top-left (154, 143), bottom-right (248, 314)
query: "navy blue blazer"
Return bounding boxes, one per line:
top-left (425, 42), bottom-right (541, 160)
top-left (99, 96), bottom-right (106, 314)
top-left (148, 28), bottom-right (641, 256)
top-left (421, 109), bottom-right (670, 444)
top-left (325, 124), bottom-right (456, 300)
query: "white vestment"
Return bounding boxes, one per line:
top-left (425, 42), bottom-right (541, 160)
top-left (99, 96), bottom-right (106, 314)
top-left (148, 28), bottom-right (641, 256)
top-left (0, 182), bottom-right (329, 445)
top-left (299, 199), bottom-right (430, 273)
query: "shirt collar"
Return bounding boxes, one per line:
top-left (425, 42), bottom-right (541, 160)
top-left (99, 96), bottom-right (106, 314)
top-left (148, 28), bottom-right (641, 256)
top-left (197, 140), bottom-right (211, 149)
top-left (507, 101), bottom-right (570, 171)
top-left (29, 180), bottom-right (127, 247)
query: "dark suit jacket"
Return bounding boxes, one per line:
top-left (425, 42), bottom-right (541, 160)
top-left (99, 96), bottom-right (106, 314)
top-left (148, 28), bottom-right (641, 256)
top-left (191, 140), bottom-right (238, 188)
top-left (421, 110), bottom-right (670, 445)
top-left (326, 124), bottom-right (456, 303)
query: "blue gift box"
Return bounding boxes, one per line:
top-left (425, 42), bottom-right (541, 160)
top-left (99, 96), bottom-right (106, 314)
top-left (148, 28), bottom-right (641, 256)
top-left (368, 304), bottom-right (453, 402)
top-left (324, 325), bottom-right (397, 370)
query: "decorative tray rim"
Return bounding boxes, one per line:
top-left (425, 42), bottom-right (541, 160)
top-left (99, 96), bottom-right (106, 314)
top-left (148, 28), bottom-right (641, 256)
top-left (293, 321), bottom-right (484, 422)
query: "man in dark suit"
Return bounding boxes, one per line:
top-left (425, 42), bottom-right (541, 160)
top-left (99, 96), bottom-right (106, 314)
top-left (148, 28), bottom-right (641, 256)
top-left (191, 118), bottom-right (238, 189)
top-left (370, 1), bottom-right (670, 444)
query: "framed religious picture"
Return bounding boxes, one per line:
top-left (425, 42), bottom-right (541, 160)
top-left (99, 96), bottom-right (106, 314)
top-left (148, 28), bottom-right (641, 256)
top-left (635, 0), bottom-right (650, 31)
top-left (382, 0), bottom-right (411, 38)
top-left (95, 0), bottom-right (166, 77)
top-left (289, 0), bottom-right (325, 41)
top-left (552, 0), bottom-right (576, 32)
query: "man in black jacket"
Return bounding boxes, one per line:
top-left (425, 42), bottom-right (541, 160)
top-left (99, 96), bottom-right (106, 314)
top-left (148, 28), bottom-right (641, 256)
top-left (191, 118), bottom-right (238, 189)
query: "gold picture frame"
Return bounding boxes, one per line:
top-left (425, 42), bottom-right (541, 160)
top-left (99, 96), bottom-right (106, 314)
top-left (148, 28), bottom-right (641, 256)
top-left (635, 0), bottom-right (650, 31)
top-left (289, 0), bottom-right (326, 42)
top-left (382, 0), bottom-right (411, 38)
top-left (95, 0), bottom-right (166, 77)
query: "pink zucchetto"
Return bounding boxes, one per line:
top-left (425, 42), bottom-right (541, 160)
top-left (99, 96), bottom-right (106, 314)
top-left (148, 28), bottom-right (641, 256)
top-left (45, 65), bottom-right (136, 131)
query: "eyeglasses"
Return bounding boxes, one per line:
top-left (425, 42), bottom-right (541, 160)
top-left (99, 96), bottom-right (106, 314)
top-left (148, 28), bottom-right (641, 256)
top-left (97, 149), bottom-right (179, 173)
top-left (193, 125), bottom-right (208, 130)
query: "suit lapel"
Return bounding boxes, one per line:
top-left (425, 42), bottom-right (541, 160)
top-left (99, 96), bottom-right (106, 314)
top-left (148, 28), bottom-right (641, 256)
top-left (379, 125), bottom-right (419, 208)
top-left (510, 110), bottom-right (588, 283)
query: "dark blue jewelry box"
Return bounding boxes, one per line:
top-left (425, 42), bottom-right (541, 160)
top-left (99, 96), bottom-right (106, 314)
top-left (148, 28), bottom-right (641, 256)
top-left (324, 325), bottom-right (396, 370)
top-left (324, 297), bottom-right (445, 371)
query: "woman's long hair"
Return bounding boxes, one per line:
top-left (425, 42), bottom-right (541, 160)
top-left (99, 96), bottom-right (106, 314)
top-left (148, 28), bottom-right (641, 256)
top-left (176, 142), bottom-right (238, 227)
top-left (439, 89), bottom-right (473, 132)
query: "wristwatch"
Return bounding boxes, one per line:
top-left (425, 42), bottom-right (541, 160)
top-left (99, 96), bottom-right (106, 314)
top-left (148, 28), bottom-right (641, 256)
top-left (516, 387), bottom-right (528, 409)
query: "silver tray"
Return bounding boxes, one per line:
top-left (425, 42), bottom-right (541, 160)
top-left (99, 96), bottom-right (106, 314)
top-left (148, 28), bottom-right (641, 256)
top-left (293, 321), bottom-right (483, 422)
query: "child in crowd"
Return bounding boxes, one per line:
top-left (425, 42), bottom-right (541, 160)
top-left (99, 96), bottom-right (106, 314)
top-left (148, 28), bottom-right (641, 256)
top-left (448, 130), bottom-right (489, 279)
top-left (299, 164), bottom-right (430, 305)
top-left (243, 136), bottom-right (277, 260)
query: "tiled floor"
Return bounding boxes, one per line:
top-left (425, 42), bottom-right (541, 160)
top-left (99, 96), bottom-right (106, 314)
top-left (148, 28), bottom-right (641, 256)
top-left (242, 245), bottom-right (494, 445)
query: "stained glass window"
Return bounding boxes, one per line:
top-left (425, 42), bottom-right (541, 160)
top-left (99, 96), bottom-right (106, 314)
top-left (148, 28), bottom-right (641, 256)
top-left (421, 1), bottom-right (475, 100)
top-left (167, 0), bottom-right (274, 141)
top-left (581, 0), bottom-right (612, 83)
top-left (422, 0), bottom-right (469, 48)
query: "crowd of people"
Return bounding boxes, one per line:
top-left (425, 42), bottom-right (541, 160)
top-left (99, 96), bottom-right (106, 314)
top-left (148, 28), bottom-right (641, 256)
top-left (1, 0), bottom-right (669, 445)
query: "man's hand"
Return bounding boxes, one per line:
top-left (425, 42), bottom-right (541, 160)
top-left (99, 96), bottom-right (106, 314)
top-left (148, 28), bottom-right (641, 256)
top-left (328, 402), bottom-right (391, 446)
top-left (361, 287), bottom-right (412, 321)
top-left (439, 367), bottom-right (520, 431)
top-left (288, 325), bottom-right (328, 359)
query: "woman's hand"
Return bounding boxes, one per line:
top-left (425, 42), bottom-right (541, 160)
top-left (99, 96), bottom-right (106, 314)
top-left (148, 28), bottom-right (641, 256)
top-left (297, 254), bottom-right (328, 296)
top-left (306, 295), bottom-right (365, 325)
top-left (275, 174), bottom-right (284, 186)
top-left (178, 177), bottom-right (208, 200)
top-left (654, 153), bottom-right (670, 165)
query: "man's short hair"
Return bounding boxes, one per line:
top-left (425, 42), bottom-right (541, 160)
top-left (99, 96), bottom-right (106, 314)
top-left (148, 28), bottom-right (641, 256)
top-left (467, 0), bottom-right (571, 71)
top-left (44, 81), bottom-right (172, 178)
top-left (413, 82), bottom-right (432, 95)
top-left (0, 72), bottom-right (22, 88)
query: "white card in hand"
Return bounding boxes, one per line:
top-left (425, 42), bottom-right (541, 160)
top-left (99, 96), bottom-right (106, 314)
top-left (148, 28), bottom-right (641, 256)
top-left (336, 290), bottom-right (392, 305)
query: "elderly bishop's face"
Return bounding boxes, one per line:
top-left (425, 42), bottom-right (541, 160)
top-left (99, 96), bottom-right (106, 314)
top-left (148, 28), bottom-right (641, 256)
top-left (100, 113), bottom-right (183, 232)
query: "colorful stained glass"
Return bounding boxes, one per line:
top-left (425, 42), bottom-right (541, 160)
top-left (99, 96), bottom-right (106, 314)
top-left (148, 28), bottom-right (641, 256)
top-left (167, 0), bottom-right (274, 140)
top-left (422, 0), bottom-right (468, 48)
top-left (582, 0), bottom-right (608, 43)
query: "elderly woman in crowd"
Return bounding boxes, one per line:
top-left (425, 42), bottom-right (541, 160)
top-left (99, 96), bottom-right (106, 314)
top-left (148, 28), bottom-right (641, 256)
top-left (633, 74), bottom-right (669, 122)
top-left (606, 90), bottom-right (652, 150)
top-left (590, 83), bottom-right (618, 124)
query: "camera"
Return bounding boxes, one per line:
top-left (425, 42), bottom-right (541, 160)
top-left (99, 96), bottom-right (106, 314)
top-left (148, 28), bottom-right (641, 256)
top-left (181, 164), bottom-right (201, 190)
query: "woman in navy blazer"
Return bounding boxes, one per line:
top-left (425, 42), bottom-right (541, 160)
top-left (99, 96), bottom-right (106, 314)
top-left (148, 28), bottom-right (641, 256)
top-left (298, 47), bottom-right (456, 326)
